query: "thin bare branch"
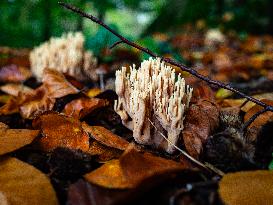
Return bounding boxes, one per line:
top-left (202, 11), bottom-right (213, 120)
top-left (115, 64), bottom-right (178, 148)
top-left (109, 40), bottom-right (123, 49)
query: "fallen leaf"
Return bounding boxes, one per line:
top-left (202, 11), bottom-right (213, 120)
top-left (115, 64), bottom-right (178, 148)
top-left (63, 98), bottom-right (109, 119)
top-left (0, 97), bottom-right (19, 115)
top-left (244, 99), bottom-right (273, 128)
top-left (68, 179), bottom-right (131, 205)
top-left (19, 86), bottom-right (55, 119)
top-left (85, 159), bottom-right (132, 189)
top-left (0, 85), bottom-right (55, 119)
top-left (0, 83), bottom-right (33, 96)
top-left (0, 64), bottom-right (31, 83)
top-left (85, 146), bottom-right (186, 189)
top-left (215, 88), bottom-right (233, 99)
top-left (82, 123), bottom-right (129, 150)
top-left (87, 140), bottom-right (122, 162)
top-left (42, 68), bottom-right (79, 98)
top-left (183, 86), bottom-right (219, 159)
top-left (0, 157), bottom-right (59, 205)
top-left (0, 122), bottom-right (39, 155)
top-left (119, 146), bottom-right (187, 188)
top-left (33, 112), bottom-right (89, 152)
top-left (219, 170), bottom-right (273, 205)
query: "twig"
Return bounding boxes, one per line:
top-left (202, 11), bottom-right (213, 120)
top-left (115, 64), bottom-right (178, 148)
top-left (58, 2), bottom-right (273, 132)
top-left (148, 118), bottom-right (224, 176)
top-left (109, 40), bottom-right (123, 49)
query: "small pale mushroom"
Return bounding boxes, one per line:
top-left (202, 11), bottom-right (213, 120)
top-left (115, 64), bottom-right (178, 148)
top-left (114, 58), bottom-right (193, 153)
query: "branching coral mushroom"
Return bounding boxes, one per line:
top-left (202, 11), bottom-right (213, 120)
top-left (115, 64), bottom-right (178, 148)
top-left (30, 32), bottom-right (97, 81)
top-left (114, 58), bottom-right (193, 153)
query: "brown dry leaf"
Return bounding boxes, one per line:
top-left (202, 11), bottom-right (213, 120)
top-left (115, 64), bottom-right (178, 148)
top-left (0, 83), bottom-right (33, 96)
top-left (82, 122), bottom-right (129, 150)
top-left (219, 170), bottom-right (273, 205)
top-left (0, 123), bottom-right (39, 155)
top-left (42, 68), bottom-right (79, 98)
top-left (87, 140), bottom-right (123, 162)
top-left (0, 157), bottom-right (59, 205)
top-left (19, 86), bottom-right (55, 119)
top-left (244, 99), bottom-right (273, 128)
top-left (183, 85), bottom-right (219, 159)
top-left (33, 112), bottom-right (89, 152)
top-left (0, 64), bottom-right (32, 83)
top-left (0, 85), bottom-right (55, 119)
top-left (0, 97), bottom-right (19, 115)
top-left (85, 159), bottom-right (132, 189)
top-left (85, 146), bottom-right (186, 189)
top-left (63, 98), bottom-right (109, 119)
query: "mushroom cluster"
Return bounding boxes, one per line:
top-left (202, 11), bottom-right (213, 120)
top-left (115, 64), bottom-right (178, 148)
top-left (114, 58), bottom-right (193, 153)
top-left (30, 32), bottom-right (97, 81)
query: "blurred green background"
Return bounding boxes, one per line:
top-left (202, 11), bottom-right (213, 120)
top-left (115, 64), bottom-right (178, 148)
top-left (0, 0), bottom-right (272, 52)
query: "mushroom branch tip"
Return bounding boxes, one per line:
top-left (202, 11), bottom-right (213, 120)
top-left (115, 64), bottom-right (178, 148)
top-left (114, 58), bottom-right (193, 153)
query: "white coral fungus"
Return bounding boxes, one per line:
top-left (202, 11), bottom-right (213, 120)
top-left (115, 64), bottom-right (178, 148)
top-left (30, 32), bottom-right (97, 81)
top-left (114, 58), bottom-right (193, 153)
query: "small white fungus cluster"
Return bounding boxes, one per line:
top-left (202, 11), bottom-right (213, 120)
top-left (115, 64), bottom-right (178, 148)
top-left (114, 58), bottom-right (193, 153)
top-left (30, 32), bottom-right (97, 81)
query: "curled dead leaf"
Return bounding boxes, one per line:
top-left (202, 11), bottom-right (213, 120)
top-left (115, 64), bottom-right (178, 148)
top-left (33, 112), bottom-right (89, 152)
top-left (19, 86), bottom-right (55, 119)
top-left (85, 146), bottom-right (186, 189)
top-left (0, 122), bottom-right (39, 155)
top-left (0, 83), bottom-right (33, 96)
top-left (63, 98), bottom-right (109, 119)
top-left (87, 140), bottom-right (122, 162)
top-left (0, 157), bottom-right (59, 205)
top-left (183, 99), bottom-right (219, 159)
top-left (219, 170), bottom-right (273, 205)
top-left (82, 122), bottom-right (129, 150)
top-left (42, 68), bottom-right (79, 99)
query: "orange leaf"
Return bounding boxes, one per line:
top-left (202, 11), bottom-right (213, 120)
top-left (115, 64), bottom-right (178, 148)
top-left (19, 86), bottom-right (55, 119)
top-left (0, 157), bottom-right (59, 205)
top-left (42, 68), bottom-right (79, 99)
top-left (244, 99), bottom-right (273, 128)
top-left (219, 170), bottom-right (273, 205)
top-left (33, 112), bottom-right (89, 152)
top-left (85, 146), bottom-right (186, 189)
top-left (63, 98), bottom-right (108, 119)
top-left (82, 123), bottom-right (129, 150)
top-left (0, 122), bottom-right (39, 155)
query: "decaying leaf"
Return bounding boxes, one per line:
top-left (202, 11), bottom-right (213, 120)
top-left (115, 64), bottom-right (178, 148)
top-left (19, 86), bottom-right (56, 119)
top-left (0, 97), bottom-right (19, 115)
top-left (68, 179), bottom-right (131, 205)
top-left (219, 170), bottom-right (273, 205)
top-left (63, 98), bottom-right (109, 119)
top-left (85, 146), bottom-right (186, 189)
top-left (82, 122), bottom-right (129, 150)
top-left (0, 83), bottom-right (33, 96)
top-left (0, 157), bottom-right (59, 205)
top-left (87, 140), bottom-right (123, 162)
top-left (182, 86), bottom-right (219, 158)
top-left (0, 64), bottom-right (32, 83)
top-left (33, 112), bottom-right (89, 152)
top-left (244, 99), bottom-right (273, 129)
top-left (42, 68), bottom-right (79, 98)
top-left (0, 122), bottom-right (39, 155)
